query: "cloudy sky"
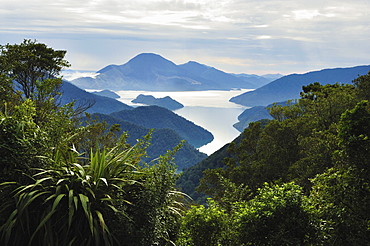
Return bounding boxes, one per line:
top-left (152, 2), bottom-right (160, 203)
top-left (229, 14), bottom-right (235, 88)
top-left (1, 0), bottom-right (369, 75)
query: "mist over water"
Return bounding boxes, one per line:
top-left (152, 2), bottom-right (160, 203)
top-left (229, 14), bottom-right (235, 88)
top-left (115, 90), bottom-right (251, 155)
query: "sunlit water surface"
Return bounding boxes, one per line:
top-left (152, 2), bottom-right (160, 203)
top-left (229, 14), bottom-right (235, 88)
top-left (114, 90), bottom-right (252, 155)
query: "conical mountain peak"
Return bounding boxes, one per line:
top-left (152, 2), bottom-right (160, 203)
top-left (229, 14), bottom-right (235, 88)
top-left (126, 53), bottom-right (177, 70)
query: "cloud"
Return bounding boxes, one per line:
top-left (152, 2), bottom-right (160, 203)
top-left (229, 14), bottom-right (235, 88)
top-left (1, 0), bottom-right (369, 74)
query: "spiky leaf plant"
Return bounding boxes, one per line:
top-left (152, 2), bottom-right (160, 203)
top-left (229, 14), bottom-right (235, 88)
top-left (0, 135), bottom-right (150, 246)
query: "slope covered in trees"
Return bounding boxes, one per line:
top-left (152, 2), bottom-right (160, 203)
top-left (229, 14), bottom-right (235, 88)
top-left (177, 71), bottom-right (370, 245)
top-left (89, 113), bottom-right (207, 170)
top-left (131, 94), bottom-right (184, 110)
top-left (60, 81), bottom-right (133, 114)
top-left (110, 106), bottom-right (214, 148)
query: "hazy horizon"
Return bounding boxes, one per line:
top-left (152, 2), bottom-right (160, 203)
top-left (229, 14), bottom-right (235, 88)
top-left (2, 1), bottom-right (369, 75)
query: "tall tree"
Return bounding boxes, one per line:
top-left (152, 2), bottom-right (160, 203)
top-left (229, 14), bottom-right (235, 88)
top-left (308, 101), bottom-right (370, 245)
top-left (353, 71), bottom-right (370, 101)
top-left (0, 39), bottom-right (70, 122)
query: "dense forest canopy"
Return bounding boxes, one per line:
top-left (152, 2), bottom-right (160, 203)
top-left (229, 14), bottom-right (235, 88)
top-left (178, 73), bottom-right (370, 245)
top-left (1, 40), bottom-right (370, 245)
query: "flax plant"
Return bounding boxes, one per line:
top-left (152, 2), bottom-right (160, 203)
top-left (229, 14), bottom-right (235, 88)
top-left (0, 135), bottom-right (149, 246)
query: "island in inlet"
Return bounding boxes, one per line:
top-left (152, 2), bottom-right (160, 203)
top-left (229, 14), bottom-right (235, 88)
top-left (92, 89), bottom-right (120, 99)
top-left (131, 94), bottom-right (184, 110)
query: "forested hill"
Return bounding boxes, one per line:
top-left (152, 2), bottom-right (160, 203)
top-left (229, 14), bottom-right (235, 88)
top-left (233, 101), bottom-right (293, 132)
top-left (230, 65), bottom-right (370, 106)
top-left (92, 89), bottom-right (120, 99)
top-left (88, 113), bottom-right (207, 170)
top-left (131, 94), bottom-right (184, 110)
top-left (110, 106), bottom-right (214, 148)
top-left (176, 135), bottom-right (241, 203)
top-left (60, 81), bottom-right (132, 114)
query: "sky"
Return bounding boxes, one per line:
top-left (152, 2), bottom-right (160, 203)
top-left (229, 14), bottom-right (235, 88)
top-left (1, 0), bottom-right (369, 75)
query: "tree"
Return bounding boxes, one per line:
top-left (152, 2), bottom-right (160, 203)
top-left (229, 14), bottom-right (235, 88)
top-left (308, 101), bottom-right (370, 245)
top-left (0, 39), bottom-right (70, 123)
top-left (198, 121), bottom-right (263, 201)
top-left (236, 182), bottom-right (316, 245)
top-left (0, 100), bottom-right (48, 184)
top-left (179, 183), bottom-right (316, 246)
top-left (353, 70), bottom-right (370, 101)
top-left (177, 199), bottom-right (232, 246)
top-left (338, 100), bottom-right (370, 171)
top-left (0, 40), bottom-right (80, 183)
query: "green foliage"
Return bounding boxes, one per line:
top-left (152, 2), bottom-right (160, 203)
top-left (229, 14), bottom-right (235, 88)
top-left (0, 100), bottom-right (48, 183)
top-left (353, 70), bottom-right (370, 101)
top-left (289, 129), bottom-right (339, 190)
top-left (176, 141), bottom-right (232, 203)
top-left (0, 39), bottom-right (69, 98)
top-left (0, 39), bottom-right (70, 123)
top-left (300, 82), bottom-right (356, 130)
top-left (177, 199), bottom-right (232, 246)
top-left (309, 167), bottom-right (370, 245)
top-left (0, 137), bottom-right (144, 245)
top-left (179, 183), bottom-right (316, 246)
top-left (3, 39), bottom-right (370, 246)
top-left (198, 81), bottom-right (359, 200)
top-left (338, 100), bottom-right (370, 169)
top-left (307, 100), bottom-right (370, 244)
top-left (114, 143), bottom-right (188, 246)
top-left (236, 182), bottom-right (315, 245)
top-left (0, 135), bottom-right (186, 246)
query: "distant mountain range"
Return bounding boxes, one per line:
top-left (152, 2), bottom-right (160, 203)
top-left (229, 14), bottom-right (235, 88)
top-left (69, 53), bottom-right (279, 91)
top-left (131, 94), bottom-right (184, 110)
top-left (230, 65), bottom-right (370, 107)
top-left (232, 73), bottom-right (282, 87)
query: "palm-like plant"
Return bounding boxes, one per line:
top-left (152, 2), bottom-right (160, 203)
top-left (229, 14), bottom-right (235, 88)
top-left (1, 136), bottom-right (149, 246)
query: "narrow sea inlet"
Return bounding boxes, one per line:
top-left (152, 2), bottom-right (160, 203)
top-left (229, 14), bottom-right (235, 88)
top-left (115, 90), bottom-right (251, 155)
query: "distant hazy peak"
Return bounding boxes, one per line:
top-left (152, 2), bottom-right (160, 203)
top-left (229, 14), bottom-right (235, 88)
top-left (261, 73), bottom-right (284, 79)
top-left (97, 64), bottom-right (119, 74)
top-left (183, 61), bottom-right (211, 67)
top-left (127, 53), bottom-right (177, 66)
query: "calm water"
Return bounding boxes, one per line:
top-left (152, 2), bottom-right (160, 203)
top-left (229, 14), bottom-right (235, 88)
top-left (114, 90), bottom-right (251, 155)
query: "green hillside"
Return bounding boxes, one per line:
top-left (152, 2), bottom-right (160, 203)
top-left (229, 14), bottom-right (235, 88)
top-left (89, 113), bottom-right (207, 170)
top-left (110, 105), bottom-right (214, 148)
